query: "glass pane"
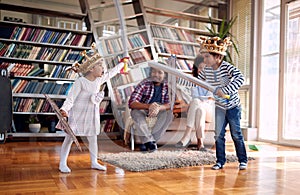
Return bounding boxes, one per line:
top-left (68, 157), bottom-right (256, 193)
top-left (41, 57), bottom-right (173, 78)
top-left (259, 0), bottom-right (280, 141)
top-left (259, 55), bottom-right (279, 140)
top-left (283, 1), bottom-right (300, 140)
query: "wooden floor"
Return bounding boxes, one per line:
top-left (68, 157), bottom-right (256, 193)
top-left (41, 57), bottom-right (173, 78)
top-left (0, 137), bottom-right (300, 195)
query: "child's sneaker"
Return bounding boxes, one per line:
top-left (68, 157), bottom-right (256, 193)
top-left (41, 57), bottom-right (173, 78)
top-left (239, 162), bottom-right (247, 170)
top-left (211, 163), bottom-right (223, 170)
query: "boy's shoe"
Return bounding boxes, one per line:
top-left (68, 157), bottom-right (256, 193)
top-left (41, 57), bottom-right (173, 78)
top-left (239, 162), bottom-right (247, 170)
top-left (211, 163), bottom-right (223, 170)
top-left (146, 141), bottom-right (157, 152)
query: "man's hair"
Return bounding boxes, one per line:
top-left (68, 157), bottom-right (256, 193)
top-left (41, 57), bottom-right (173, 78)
top-left (149, 61), bottom-right (166, 73)
top-left (149, 61), bottom-right (167, 78)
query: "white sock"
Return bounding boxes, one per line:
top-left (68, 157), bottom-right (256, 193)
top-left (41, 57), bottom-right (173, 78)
top-left (59, 135), bottom-right (73, 173)
top-left (87, 136), bottom-right (106, 171)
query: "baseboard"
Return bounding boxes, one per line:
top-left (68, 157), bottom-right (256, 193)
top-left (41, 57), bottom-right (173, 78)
top-left (242, 127), bottom-right (258, 141)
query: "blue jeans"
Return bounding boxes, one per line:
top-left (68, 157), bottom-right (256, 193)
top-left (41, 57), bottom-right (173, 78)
top-left (215, 105), bottom-right (247, 165)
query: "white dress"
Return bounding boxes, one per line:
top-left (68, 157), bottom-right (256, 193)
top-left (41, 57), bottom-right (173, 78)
top-left (58, 63), bottom-right (123, 136)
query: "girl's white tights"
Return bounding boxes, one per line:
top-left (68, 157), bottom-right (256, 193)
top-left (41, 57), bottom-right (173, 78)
top-left (59, 135), bottom-right (106, 173)
top-left (87, 136), bottom-right (106, 171)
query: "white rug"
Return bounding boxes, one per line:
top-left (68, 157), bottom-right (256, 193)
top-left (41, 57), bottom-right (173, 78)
top-left (99, 150), bottom-right (241, 172)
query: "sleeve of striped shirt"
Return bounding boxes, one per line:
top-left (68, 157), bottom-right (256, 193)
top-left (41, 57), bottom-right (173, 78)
top-left (221, 64), bottom-right (244, 95)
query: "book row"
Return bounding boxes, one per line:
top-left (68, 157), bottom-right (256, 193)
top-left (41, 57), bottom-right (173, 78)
top-left (157, 56), bottom-right (194, 71)
top-left (13, 97), bottom-right (112, 116)
top-left (154, 40), bottom-right (198, 57)
top-left (99, 100), bottom-right (112, 114)
top-left (104, 48), bottom-right (151, 70)
top-left (110, 66), bottom-right (150, 87)
top-left (150, 25), bottom-right (195, 42)
top-left (1, 62), bottom-right (78, 79)
top-left (98, 33), bottom-right (149, 56)
top-left (100, 119), bottom-right (119, 133)
top-left (13, 98), bottom-right (64, 113)
top-left (113, 86), bottom-right (135, 106)
top-left (0, 42), bottom-right (83, 62)
top-left (1, 24), bottom-right (90, 47)
top-left (11, 79), bottom-right (73, 95)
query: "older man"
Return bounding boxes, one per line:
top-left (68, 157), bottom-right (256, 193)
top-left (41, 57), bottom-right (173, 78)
top-left (128, 65), bottom-right (173, 152)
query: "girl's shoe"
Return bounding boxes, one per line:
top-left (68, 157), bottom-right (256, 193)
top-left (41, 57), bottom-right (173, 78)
top-left (175, 140), bottom-right (191, 148)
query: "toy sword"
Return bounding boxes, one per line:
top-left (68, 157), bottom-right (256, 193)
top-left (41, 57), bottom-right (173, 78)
top-left (148, 61), bottom-right (230, 103)
top-left (44, 94), bottom-right (82, 152)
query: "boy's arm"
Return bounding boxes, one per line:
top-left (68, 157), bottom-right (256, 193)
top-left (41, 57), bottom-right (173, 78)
top-left (221, 65), bottom-right (244, 95)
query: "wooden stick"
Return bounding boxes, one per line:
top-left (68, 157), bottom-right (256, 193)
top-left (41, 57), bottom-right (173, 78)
top-left (44, 94), bottom-right (82, 152)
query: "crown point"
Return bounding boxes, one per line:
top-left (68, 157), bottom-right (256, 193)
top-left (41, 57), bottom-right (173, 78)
top-left (197, 36), bottom-right (232, 56)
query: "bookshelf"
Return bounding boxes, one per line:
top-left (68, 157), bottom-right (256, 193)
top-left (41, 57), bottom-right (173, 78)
top-left (86, 0), bottom-right (230, 146)
top-left (144, 1), bottom-right (225, 73)
top-left (142, 0), bottom-right (229, 145)
top-left (86, 0), bottom-right (156, 132)
top-left (0, 1), bottom-right (98, 137)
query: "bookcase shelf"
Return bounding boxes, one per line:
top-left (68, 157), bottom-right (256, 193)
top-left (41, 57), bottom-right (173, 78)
top-left (144, 6), bottom-right (222, 24)
top-left (94, 13), bottom-right (144, 27)
top-left (13, 112), bottom-right (56, 115)
top-left (0, 38), bottom-right (90, 50)
top-left (11, 76), bottom-right (75, 82)
top-left (86, 0), bottom-right (229, 146)
top-left (0, 2), bottom-right (87, 20)
top-left (84, 0), bottom-right (155, 131)
top-left (0, 0), bottom-right (102, 137)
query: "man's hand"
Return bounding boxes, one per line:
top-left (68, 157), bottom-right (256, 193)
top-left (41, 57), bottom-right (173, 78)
top-left (148, 102), bottom-right (160, 117)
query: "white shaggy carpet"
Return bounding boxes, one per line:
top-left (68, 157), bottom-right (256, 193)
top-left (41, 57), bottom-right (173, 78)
top-left (99, 150), bottom-right (241, 172)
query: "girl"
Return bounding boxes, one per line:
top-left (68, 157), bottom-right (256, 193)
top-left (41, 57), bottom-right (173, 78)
top-left (58, 44), bottom-right (126, 173)
top-left (175, 55), bottom-right (214, 151)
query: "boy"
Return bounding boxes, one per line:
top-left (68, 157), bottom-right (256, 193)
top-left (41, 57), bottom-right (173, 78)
top-left (197, 36), bottom-right (248, 170)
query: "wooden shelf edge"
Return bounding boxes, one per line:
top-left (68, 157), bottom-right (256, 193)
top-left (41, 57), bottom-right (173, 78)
top-left (13, 93), bottom-right (67, 99)
top-left (0, 38), bottom-right (90, 50)
top-left (0, 21), bottom-right (92, 34)
top-left (0, 3), bottom-right (86, 20)
top-left (0, 57), bottom-right (73, 65)
top-left (7, 132), bottom-right (66, 137)
top-left (90, 0), bottom-right (133, 10)
top-left (94, 13), bottom-right (143, 27)
top-left (145, 6), bottom-right (222, 24)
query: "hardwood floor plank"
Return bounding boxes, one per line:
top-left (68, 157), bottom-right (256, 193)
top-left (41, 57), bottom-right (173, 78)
top-left (0, 140), bottom-right (300, 194)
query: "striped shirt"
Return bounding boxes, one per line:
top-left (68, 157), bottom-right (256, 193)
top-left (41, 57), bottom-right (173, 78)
top-left (128, 78), bottom-right (169, 106)
top-left (198, 61), bottom-right (244, 109)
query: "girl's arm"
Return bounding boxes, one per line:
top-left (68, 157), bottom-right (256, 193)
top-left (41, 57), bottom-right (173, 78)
top-left (60, 79), bottom-right (82, 115)
top-left (100, 62), bottom-right (124, 83)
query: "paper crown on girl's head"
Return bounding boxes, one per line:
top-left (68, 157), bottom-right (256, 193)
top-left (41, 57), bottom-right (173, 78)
top-left (197, 36), bottom-right (232, 56)
top-left (68, 42), bottom-right (103, 74)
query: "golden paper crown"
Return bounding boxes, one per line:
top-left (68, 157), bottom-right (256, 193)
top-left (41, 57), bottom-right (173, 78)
top-left (197, 36), bottom-right (232, 56)
top-left (68, 42), bottom-right (103, 74)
